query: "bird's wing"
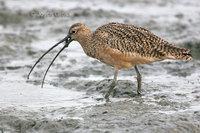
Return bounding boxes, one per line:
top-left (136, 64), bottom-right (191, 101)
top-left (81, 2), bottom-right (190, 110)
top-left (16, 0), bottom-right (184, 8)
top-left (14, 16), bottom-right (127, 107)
top-left (93, 23), bottom-right (191, 60)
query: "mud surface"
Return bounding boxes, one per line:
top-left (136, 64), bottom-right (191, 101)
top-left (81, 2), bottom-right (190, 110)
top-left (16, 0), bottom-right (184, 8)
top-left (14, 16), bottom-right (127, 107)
top-left (0, 0), bottom-right (200, 133)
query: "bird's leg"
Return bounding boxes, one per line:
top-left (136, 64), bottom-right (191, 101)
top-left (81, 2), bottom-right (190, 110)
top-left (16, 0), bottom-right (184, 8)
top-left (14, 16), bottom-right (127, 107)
top-left (105, 69), bottom-right (118, 102)
top-left (134, 65), bottom-right (142, 95)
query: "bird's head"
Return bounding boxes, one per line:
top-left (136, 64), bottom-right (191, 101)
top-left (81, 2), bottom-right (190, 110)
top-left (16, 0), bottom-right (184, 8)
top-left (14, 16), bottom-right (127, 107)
top-left (68, 23), bottom-right (91, 44)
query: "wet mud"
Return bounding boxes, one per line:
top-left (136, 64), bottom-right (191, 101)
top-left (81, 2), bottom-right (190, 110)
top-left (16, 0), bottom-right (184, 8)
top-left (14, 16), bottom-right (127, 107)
top-left (0, 0), bottom-right (200, 133)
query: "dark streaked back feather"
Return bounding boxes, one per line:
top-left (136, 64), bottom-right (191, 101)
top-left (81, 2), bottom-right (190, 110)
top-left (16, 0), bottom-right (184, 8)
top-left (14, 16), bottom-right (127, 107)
top-left (93, 22), bottom-right (192, 60)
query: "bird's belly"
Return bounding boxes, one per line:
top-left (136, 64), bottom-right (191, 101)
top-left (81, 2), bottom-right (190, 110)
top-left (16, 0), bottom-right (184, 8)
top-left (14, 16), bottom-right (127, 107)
top-left (99, 57), bottom-right (133, 69)
top-left (97, 48), bottom-right (160, 69)
top-left (98, 55), bottom-right (152, 69)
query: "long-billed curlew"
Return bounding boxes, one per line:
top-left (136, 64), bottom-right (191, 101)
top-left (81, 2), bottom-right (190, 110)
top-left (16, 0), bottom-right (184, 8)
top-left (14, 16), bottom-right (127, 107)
top-left (27, 22), bottom-right (192, 101)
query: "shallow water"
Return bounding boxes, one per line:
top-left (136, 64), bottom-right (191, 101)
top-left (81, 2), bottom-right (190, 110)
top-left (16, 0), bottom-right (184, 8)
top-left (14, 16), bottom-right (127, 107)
top-left (0, 0), bottom-right (200, 132)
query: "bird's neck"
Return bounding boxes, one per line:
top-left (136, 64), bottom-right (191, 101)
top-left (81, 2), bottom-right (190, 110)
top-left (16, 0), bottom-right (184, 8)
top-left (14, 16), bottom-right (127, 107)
top-left (77, 31), bottom-right (96, 58)
top-left (78, 32), bottom-right (92, 47)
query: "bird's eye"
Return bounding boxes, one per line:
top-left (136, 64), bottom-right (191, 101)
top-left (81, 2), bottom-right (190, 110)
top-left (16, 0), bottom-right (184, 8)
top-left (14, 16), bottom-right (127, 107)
top-left (71, 30), bottom-right (76, 34)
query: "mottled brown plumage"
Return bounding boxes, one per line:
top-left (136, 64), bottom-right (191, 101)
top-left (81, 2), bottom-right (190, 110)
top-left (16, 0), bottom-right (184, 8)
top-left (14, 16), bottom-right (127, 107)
top-left (68, 23), bottom-right (191, 70)
top-left (28, 22), bottom-right (192, 101)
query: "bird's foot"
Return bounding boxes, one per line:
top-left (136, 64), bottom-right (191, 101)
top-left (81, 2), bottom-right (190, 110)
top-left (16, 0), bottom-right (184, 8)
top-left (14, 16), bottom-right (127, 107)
top-left (105, 92), bottom-right (112, 102)
top-left (105, 82), bottom-right (116, 102)
top-left (137, 89), bottom-right (142, 96)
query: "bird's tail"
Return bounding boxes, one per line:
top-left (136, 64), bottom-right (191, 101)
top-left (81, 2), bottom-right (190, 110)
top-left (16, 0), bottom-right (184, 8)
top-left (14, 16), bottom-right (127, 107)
top-left (165, 45), bottom-right (192, 61)
top-left (175, 51), bottom-right (192, 61)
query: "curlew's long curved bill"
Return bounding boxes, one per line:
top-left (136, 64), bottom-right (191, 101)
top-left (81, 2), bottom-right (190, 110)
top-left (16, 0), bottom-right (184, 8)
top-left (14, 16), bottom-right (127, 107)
top-left (27, 35), bottom-right (73, 87)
